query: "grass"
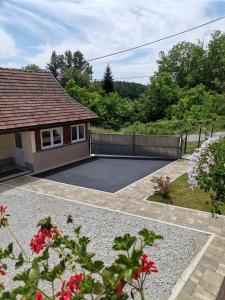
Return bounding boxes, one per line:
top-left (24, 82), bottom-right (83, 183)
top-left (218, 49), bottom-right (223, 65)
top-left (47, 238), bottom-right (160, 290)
top-left (184, 141), bottom-right (199, 154)
top-left (148, 173), bottom-right (225, 215)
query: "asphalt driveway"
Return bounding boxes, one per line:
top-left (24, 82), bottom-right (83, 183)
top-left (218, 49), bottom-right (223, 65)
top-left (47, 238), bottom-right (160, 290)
top-left (35, 157), bottom-right (173, 192)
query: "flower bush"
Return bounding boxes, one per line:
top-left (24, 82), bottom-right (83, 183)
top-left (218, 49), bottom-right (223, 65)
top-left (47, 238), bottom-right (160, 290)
top-left (151, 176), bottom-right (171, 198)
top-left (188, 137), bottom-right (225, 215)
top-left (0, 205), bottom-right (163, 299)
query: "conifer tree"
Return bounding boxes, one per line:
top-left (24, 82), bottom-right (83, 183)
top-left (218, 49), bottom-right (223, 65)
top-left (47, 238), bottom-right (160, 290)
top-left (102, 65), bottom-right (114, 94)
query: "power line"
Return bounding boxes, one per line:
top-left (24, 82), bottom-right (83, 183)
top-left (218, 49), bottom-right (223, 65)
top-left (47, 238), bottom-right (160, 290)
top-left (88, 16), bottom-right (225, 62)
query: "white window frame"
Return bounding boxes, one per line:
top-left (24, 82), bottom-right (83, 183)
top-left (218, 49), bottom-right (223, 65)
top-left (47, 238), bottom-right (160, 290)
top-left (40, 127), bottom-right (63, 150)
top-left (71, 124), bottom-right (86, 143)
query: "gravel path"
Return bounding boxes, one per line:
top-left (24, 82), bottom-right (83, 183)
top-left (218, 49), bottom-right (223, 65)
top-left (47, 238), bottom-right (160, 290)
top-left (0, 188), bottom-right (209, 299)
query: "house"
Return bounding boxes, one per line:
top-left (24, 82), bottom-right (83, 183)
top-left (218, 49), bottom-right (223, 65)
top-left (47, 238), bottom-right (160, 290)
top-left (0, 68), bottom-right (98, 173)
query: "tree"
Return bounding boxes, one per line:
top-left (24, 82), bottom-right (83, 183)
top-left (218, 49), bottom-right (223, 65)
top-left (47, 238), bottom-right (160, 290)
top-left (142, 72), bottom-right (181, 121)
top-left (47, 50), bottom-right (93, 88)
top-left (47, 50), bottom-right (59, 79)
top-left (22, 64), bottom-right (41, 72)
top-left (157, 41), bottom-right (206, 88)
top-left (113, 81), bottom-right (147, 100)
top-left (205, 31), bottom-right (225, 92)
top-left (102, 65), bottom-right (114, 94)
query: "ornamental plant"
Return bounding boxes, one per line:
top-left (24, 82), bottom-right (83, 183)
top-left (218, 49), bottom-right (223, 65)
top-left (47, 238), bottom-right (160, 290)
top-left (151, 176), bottom-right (171, 198)
top-left (188, 137), bottom-right (225, 215)
top-left (0, 205), bottom-right (163, 300)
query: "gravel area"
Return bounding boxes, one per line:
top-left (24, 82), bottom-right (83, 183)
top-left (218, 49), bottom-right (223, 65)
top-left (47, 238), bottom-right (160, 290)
top-left (0, 188), bottom-right (209, 299)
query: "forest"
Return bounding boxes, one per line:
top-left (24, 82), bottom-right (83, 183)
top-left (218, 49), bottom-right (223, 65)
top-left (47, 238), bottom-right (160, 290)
top-left (24, 30), bottom-right (225, 135)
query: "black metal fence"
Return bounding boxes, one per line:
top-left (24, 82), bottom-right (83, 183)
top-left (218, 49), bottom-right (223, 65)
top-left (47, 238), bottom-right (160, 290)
top-left (181, 126), bottom-right (216, 155)
top-left (91, 133), bottom-right (182, 160)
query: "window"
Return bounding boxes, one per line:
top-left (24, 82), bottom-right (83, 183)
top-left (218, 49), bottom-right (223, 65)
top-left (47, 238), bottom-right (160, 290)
top-left (41, 127), bottom-right (63, 150)
top-left (71, 124), bottom-right (86, 143)
top-left (15, 132), bottom-right (23, 148)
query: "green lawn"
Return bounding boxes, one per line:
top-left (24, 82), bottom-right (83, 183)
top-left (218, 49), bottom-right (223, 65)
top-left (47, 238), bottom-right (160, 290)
top-left (148, 173), bottom-right (225, 215)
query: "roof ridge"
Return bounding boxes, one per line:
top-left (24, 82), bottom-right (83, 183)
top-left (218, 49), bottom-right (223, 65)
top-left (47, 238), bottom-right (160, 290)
top-left (0, 67), bottom-right (49, 74)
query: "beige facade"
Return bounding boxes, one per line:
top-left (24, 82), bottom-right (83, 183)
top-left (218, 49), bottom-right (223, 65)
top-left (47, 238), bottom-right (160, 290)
top-left (0, 122), bottom-right (91, 172)
top-left (0, 134), bottom-right (15, 165)
top-left (32, 141), bottom-right (90, 172)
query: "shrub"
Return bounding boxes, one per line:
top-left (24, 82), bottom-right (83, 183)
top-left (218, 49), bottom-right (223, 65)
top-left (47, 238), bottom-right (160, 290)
top-left (188, 137), bottom-right (225, 215)
top-left (0, 205), bottom-right (163, 299)
top-left (151, 176), bottom-right (171, 198)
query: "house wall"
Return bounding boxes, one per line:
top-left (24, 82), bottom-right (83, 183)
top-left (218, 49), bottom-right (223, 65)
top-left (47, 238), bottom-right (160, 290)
top-left (32, 122), bottom-right (90, 172)
top-left (0, 134), bottom-right (15, 165)
top-left (32, 141), bottom-right (90, 172)
top-left (21, 131), bottom-right (35, 169)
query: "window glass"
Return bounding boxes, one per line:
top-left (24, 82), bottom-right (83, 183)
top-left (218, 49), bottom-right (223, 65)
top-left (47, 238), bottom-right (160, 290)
top-left (53, 128), bottom-right (62, 145)
top-left (79, 125), bottom-right (85, 140)
top-left (15, 132), bottom-right (22, 148)
top-left (42, 130), bottom-right (51, 147)
top-left (71, 126), bottom-right (78, 141)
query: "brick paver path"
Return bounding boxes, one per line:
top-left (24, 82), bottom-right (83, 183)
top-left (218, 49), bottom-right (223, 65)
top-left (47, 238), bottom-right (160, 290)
top-left (1, 159), bottom-right (225, 300)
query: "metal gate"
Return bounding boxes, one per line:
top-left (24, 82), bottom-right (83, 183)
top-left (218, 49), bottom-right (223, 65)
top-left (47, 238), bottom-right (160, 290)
top-left (91, 133), bottom-right (182, 160)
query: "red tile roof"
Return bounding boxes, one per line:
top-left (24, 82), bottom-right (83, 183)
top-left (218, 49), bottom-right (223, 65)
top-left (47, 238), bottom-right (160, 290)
top-left (0, 68), bottom-right (98, 131)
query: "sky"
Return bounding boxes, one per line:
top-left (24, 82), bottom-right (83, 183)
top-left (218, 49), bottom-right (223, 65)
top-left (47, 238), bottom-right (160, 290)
top-left (0, 0), bottom-right (225, 84)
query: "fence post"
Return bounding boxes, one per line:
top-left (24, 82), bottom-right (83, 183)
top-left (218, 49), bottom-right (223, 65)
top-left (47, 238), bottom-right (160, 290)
top-left (178, 135), bottom-right (183, 158)
top-left (211, 126), bottom-right (214, 138)
top-left (198, 127), bottom-right (202, 148)
top-left (133, 132), bottom-right (136, 156)
top-left (184, 131), bottom-right (187, 154)
top-left (89, 130), bottom-right (92, 155)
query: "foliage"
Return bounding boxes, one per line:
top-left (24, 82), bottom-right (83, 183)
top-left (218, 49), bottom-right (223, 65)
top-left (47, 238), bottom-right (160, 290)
top-left (188, 137), bottom-right (225, 215)
top-left (141, 72), bottom-right (181, 121)
top-left (151, 176), bottom-right (171, 198)
top-left (102, 65), bottom-right (114, 94)
top-left (22, 64), bottom-right (42, 72)
top-left (113, 81), bottom-right (147, 100)
top-left (47, 50), bottom-right (92, 88)
top-left (157, 41), bottom-right (206, 88)
top-left (66, 80), bottom-right (136, 130)
top-left (0, 206), bottom-right (163, 299)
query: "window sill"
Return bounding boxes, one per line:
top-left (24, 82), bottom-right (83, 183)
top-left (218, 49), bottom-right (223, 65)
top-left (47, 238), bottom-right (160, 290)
top-left (37, 140), bottom-right (87, 152)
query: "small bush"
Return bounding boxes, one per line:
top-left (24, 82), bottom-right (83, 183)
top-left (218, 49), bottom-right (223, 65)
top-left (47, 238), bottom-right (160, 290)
top-left (151, 176), bottom-right (171, 198)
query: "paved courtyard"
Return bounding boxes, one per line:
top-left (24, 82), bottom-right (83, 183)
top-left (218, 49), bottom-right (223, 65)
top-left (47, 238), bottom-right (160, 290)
top-left (1, 159), bottom-right (225, 299)
top-left (35, 157), bottom-right (172, 192)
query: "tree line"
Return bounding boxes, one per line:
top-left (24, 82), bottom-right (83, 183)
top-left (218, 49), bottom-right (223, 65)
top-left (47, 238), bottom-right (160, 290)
top-left (23, 30), bottom-right (225, 133)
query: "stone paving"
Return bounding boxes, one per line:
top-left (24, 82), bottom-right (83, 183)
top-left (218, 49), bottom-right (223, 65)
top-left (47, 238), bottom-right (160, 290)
top-left (1, 159), bottom-right (225, 300)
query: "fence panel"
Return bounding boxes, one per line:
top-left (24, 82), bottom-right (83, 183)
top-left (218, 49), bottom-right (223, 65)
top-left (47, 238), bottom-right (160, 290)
top-left (91, 133), bottom-right (181, 159)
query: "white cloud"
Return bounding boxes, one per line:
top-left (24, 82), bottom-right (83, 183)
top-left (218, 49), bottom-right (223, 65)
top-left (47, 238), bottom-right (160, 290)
top-left (1, 0), bottom-right (225, 83)
top-left (0, 28), bottom-right (19, 60)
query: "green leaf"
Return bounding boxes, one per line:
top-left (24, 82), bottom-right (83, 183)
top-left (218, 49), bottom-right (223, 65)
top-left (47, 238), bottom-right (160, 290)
top-left (93, 282), bottom-right (105, 294)
top-left (138, 229), bottom-right (163, 246)
top-left (67, 214), bottom-right (73, 224)
top-left (113, 234), bottom-right (136, 251)
top-left (15, 253), bottom-right (24, 269)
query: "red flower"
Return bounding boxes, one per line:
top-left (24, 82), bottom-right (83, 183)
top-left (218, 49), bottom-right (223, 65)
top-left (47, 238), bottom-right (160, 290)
top-left (117, 280), bottom-right (125, 297)
top-left (0, 205), bottom-right (7, 214)
top-left (35, 291), bottom-right (44, 300)
top-left (132, 254), bottom-right (158, 280)
top-left (30, 228), bottom-right (58, 254)
top-left (56, 280), bottom-right (72, 300)
top-left (0, 265), bottom-right (6, 276)
top-left (68, 273), bottom-right (83, 291)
